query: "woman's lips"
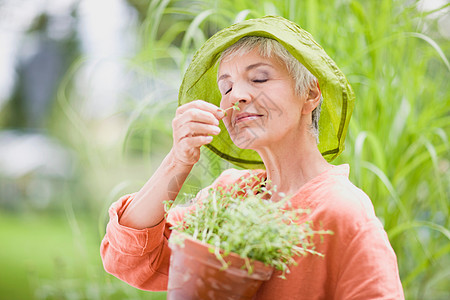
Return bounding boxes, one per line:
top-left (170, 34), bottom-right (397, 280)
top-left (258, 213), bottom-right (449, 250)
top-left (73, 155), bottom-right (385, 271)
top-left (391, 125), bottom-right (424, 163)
top-left (234, 112), bottom-right (264, 125)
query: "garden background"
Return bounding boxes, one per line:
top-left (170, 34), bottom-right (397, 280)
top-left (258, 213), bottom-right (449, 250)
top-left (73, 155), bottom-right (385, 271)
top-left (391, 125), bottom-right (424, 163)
top-left (0, 0), bottom-right (449, 299)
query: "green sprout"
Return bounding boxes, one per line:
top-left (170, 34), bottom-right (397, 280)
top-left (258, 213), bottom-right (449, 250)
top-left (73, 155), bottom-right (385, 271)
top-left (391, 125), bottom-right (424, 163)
top-left (220, 101), bottom-right (241, 116)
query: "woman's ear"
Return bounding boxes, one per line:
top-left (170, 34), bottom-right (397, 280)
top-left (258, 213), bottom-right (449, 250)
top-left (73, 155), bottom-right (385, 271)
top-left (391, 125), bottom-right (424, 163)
top-left (302, 82), bottom-right (321, 114)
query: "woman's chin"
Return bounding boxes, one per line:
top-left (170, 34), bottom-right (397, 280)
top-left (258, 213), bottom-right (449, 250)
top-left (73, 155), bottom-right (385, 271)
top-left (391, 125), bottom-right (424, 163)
top-left (230, 133), bottom-right (264, 150)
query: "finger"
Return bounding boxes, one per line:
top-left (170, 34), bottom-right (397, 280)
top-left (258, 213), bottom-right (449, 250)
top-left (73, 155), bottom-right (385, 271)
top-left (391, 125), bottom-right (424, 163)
top-left (176, 123), bottom-right (221, 140)
top-left (181, 135), bottom-right (214, 149)
top-left (174, 108), bottom-right (220, 129)
top-left (176, 100), bottom-right (224, 119)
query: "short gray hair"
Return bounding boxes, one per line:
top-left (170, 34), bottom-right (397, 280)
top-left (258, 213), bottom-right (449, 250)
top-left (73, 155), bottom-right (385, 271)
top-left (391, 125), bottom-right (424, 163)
top-left (219, 36), bottom-right (322, 143)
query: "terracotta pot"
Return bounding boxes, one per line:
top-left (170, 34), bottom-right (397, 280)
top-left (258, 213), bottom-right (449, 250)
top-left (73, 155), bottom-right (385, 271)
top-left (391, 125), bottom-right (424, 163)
top-left (167, 230), bottom-right (274, 300)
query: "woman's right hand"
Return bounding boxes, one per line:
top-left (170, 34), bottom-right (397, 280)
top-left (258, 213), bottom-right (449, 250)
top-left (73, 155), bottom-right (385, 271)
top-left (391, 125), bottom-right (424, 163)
top-left (171, 100), bottom-right (224, 166)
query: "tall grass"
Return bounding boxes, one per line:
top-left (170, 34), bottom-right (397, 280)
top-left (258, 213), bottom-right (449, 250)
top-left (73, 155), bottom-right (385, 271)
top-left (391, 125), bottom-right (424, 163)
top-left (48, 0), bottom-right (449, 299)
top-left (122, 0), bottom-right (449, 299)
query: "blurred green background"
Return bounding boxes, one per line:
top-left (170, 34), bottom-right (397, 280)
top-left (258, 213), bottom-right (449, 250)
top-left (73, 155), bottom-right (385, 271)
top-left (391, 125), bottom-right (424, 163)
top-left (0, 0), bottom-right (449, 299)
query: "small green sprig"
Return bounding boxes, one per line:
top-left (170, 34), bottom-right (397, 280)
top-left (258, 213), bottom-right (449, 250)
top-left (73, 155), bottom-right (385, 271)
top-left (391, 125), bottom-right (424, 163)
top-left (220, 101), bottom-right (240, 116)
top-left (168, 176), bottom-right (332, 279)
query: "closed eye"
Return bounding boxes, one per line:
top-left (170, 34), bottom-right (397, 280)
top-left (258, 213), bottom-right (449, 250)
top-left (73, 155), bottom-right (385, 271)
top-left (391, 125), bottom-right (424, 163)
top-left (253, 79), bottom-right (268, 83)
top-left (225, 87), bottom-right (232, 94)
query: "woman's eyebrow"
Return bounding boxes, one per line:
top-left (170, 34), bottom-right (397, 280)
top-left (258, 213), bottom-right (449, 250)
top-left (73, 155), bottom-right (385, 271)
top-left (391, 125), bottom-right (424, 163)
top-left (217, 74), bottom-right (230, 83)
top-left (245, 62), bottom-right (274, 71)
top-left (218, 62), bottom-right (274, 83)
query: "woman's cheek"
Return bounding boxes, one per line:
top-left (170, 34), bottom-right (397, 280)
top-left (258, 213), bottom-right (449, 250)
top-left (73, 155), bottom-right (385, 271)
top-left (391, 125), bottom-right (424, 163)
top-left (219, 98), bottom-right (227, 110)
top-left (222, 117), bottom-right (232, 132)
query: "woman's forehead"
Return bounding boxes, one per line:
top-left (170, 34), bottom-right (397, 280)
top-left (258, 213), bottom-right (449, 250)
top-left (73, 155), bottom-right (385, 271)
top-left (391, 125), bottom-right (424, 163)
top-left (218, 49), bottom-right (283, 77)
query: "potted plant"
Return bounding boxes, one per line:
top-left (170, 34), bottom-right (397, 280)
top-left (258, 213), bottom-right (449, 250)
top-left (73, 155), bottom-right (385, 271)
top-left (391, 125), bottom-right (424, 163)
top-left (165, 175), bottom-right (329, 300)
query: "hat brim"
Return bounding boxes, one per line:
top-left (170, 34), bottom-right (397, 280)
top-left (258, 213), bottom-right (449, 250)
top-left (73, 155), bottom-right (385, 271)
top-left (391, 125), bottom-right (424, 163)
top-left (178, 15), bottom-right (355, 169)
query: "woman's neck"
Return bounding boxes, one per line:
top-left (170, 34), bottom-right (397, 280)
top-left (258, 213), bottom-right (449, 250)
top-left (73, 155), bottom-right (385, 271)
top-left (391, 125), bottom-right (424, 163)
top-left (257, 133), bottom-right (332, 200)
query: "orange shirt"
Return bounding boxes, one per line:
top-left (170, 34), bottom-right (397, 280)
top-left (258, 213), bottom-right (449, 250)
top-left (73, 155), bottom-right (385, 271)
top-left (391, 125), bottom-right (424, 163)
top-left (101, 165), bottom-right (404, 299)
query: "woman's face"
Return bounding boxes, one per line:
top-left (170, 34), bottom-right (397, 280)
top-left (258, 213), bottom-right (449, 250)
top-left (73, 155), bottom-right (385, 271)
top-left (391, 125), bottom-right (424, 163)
top-left (218, 48), bottom-right (306, 150)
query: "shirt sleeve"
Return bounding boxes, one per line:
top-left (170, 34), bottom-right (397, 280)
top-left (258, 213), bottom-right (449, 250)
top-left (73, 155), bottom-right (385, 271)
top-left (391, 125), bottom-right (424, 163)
top-left (100, 193), bottom-right (172, 291)
top-left (335, 219), bottom-right (405, 299)
top-left (100, 168), bottom-right (254, 291)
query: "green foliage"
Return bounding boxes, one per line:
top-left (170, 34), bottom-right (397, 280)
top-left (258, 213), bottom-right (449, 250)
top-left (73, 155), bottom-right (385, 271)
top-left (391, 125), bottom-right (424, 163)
top-left (169, 176), bottom-right (330, 278)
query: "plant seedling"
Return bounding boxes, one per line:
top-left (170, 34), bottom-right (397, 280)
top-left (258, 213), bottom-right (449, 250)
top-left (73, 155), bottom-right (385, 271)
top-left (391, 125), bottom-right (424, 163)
top-left (220, 101), bottom-right (241, 116)
top-left (166, 176), bottom-right (332, 278)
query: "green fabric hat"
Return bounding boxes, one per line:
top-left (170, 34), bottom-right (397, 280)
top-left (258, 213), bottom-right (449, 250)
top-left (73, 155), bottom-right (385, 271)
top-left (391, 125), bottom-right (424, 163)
top-left (178, 15), bottom-right (355, 169)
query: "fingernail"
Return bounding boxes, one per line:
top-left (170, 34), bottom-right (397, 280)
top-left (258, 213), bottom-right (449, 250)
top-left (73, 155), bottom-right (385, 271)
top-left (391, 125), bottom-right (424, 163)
top-left (217, 109), bottom-right (225, 118)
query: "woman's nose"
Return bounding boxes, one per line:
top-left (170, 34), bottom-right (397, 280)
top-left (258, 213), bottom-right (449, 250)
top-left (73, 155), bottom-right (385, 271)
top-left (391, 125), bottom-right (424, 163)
top-left (229, 82), bottom-right (253, 105)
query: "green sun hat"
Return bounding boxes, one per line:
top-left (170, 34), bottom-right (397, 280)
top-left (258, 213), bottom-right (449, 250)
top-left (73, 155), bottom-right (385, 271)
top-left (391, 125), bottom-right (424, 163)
top-left (178, 15), bottom-right (355, 169)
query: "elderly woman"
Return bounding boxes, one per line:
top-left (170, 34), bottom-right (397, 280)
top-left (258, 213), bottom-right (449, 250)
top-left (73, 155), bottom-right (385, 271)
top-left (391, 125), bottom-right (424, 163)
top-left (101, 16), bottom-right (404, 299)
